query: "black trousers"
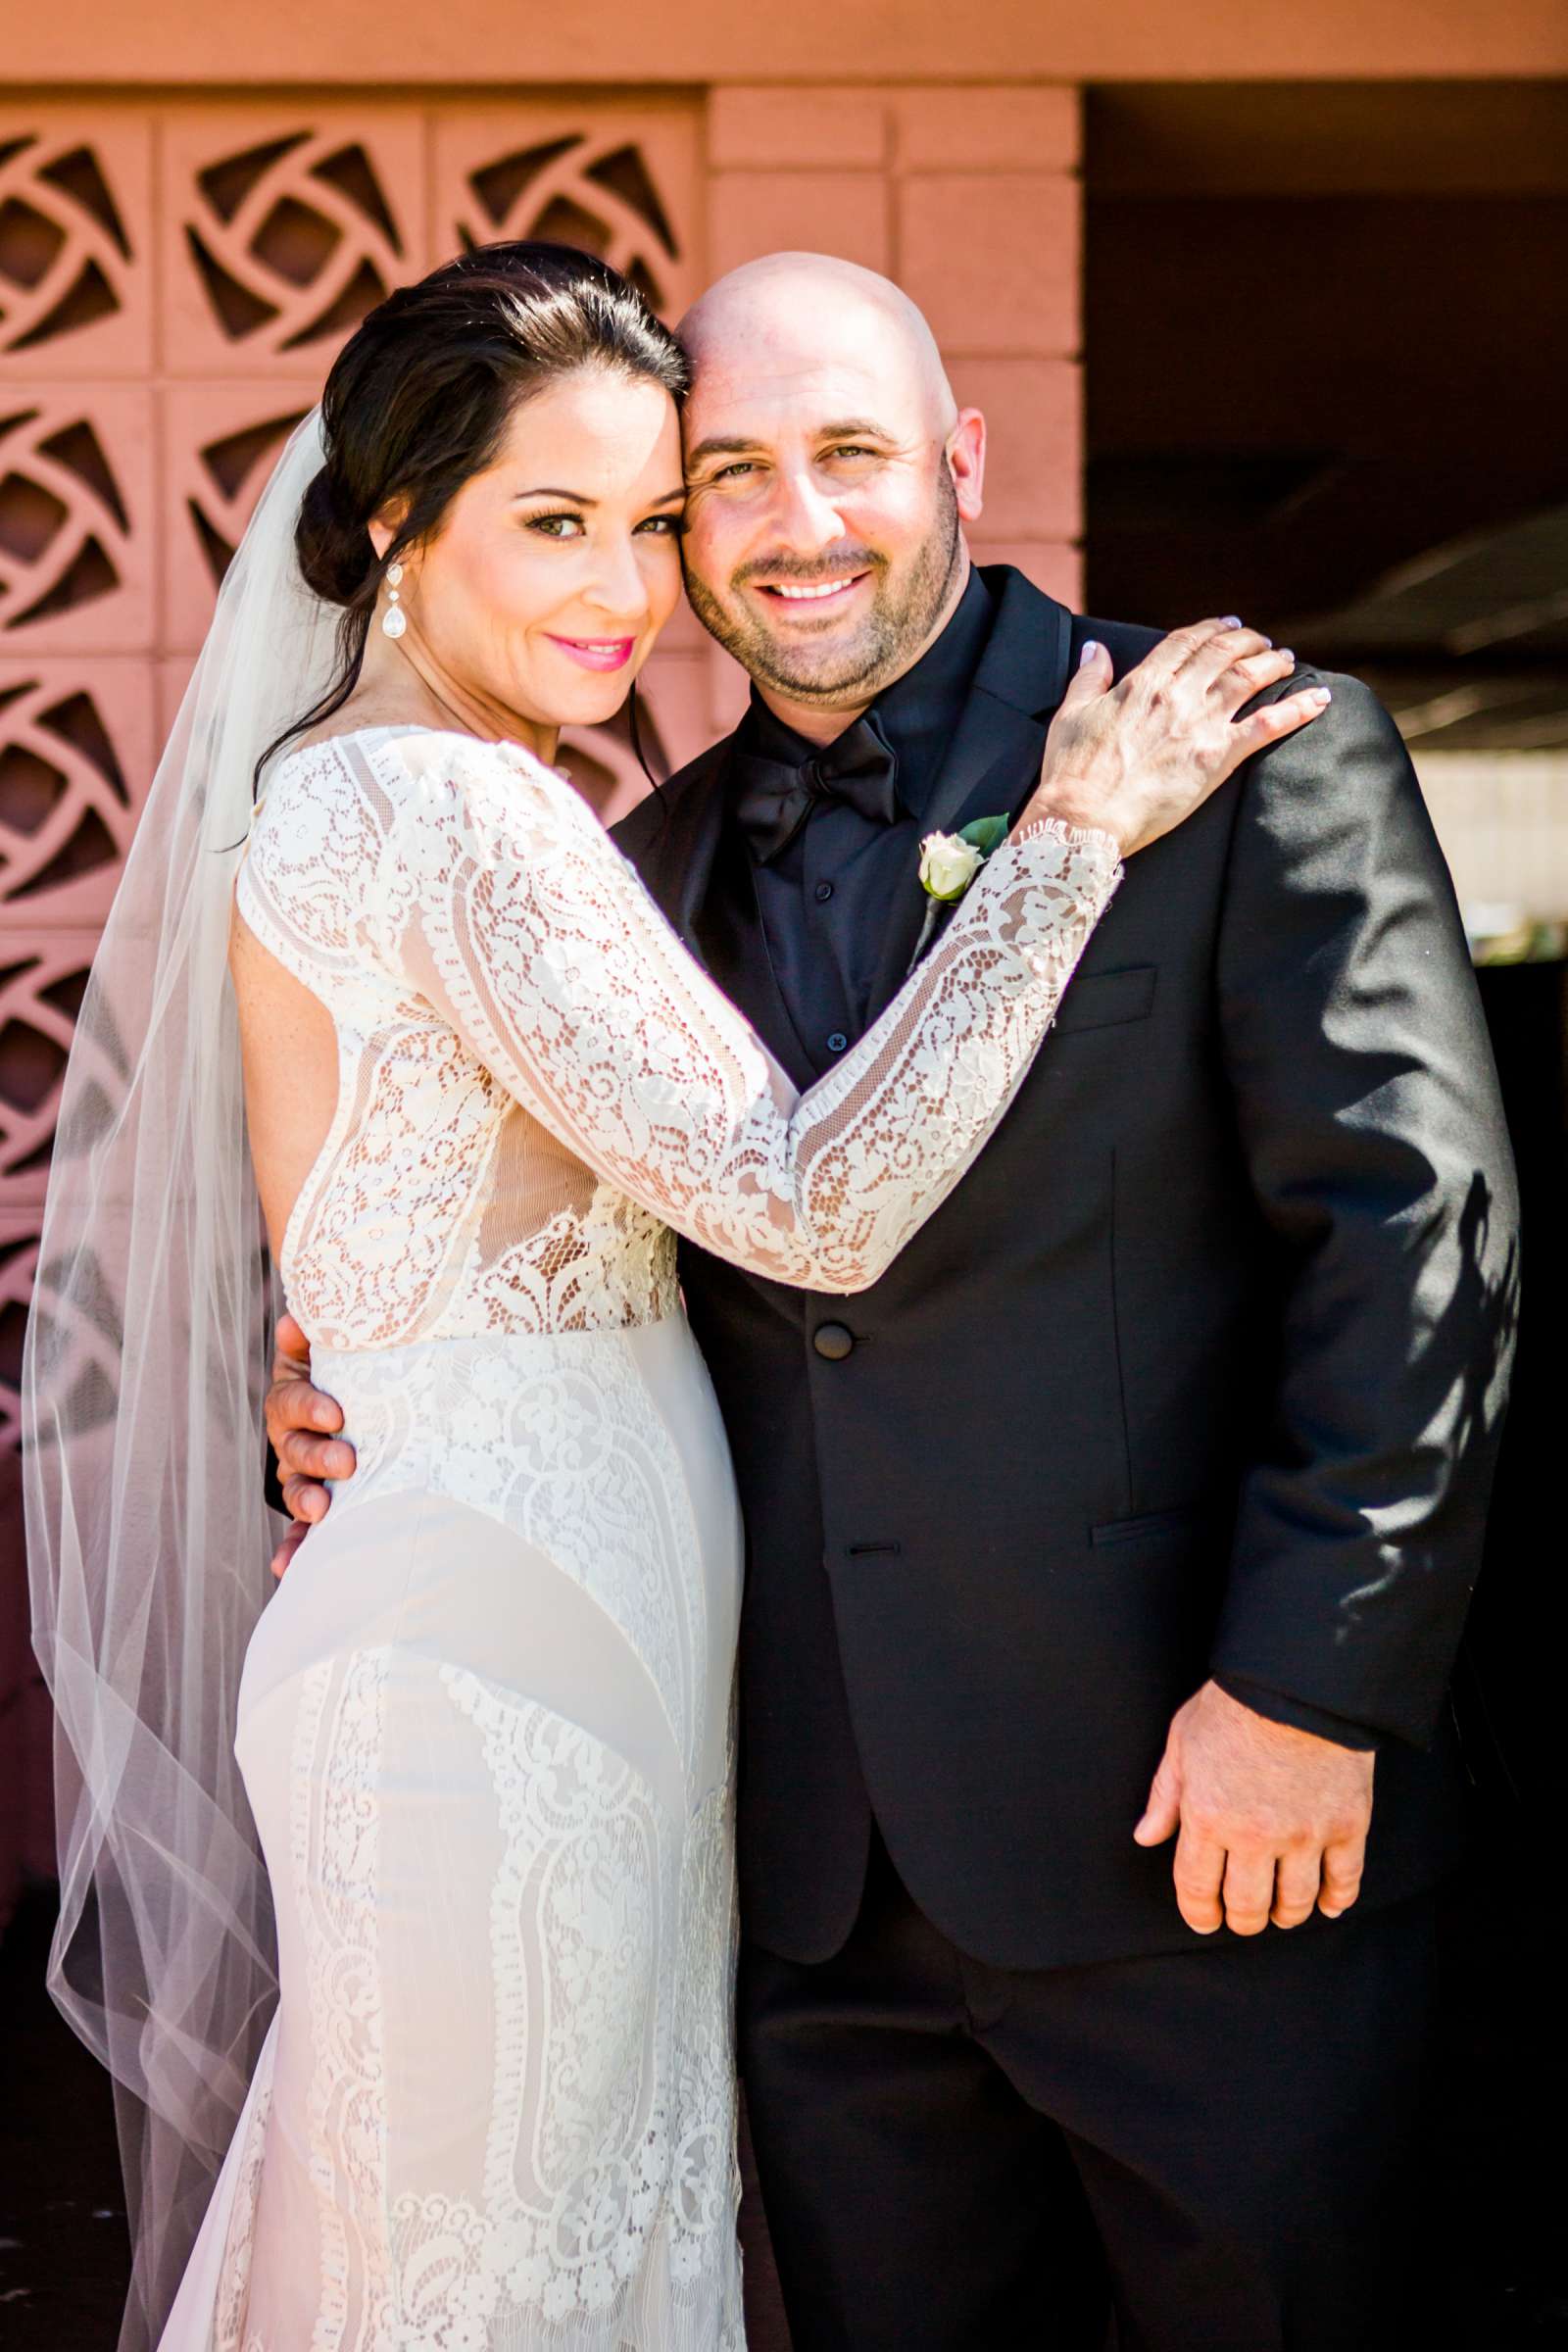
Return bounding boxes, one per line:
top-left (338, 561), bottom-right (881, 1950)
top-left (739, 1833), bottom-right (1438, 2352)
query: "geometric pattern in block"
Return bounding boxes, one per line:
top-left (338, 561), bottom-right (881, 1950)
top-left (0, 386), bottom-right (153, 653)
top-left (163, 110), bottom-right (428, 375)
top-left (436, 105), bottom-right (702, 320)
top-left (163, 384), bottom-right (315, 649)
top-left (0, 662), bottom-right (155, 923)
top-left (0, 95), bottom-right (708, 1397)
top-left (0, 928), bottom-right (100, 1207)
top-left (0, 1218), bottom-right (40, 1452)
top-left (0, 116), bottom-right (152, 374)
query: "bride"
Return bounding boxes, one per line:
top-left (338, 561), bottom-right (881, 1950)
top-left (24, 241), bottom-right (1326, 2351)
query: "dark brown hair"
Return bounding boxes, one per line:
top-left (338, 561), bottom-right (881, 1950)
top-left (260, 240), bottom-right (689, 781)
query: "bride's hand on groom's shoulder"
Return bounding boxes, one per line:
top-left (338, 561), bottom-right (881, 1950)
top-left (264, 1311), bottom-right (354, 1579)
top-left (1132, 1678), bottom-right (1375, 1938)
top-left (1025, 618), bottom-right (1334, 858)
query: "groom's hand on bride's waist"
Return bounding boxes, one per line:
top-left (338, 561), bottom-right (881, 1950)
top-left (265, 1311), bottom-right (356, 1580)
top-left (1133, 1679), bottom-right (1375, 1937)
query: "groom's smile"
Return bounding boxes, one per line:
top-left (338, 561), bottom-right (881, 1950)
top-left (755, 571), bottom-right (871, 607)
top-left (674, 254), bottom-right (988, 739)
top-left (744, 560), bottom-right (879, 623)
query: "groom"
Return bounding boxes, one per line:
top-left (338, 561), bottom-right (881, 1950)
top-left (269, 255), bottom-right (1518, 2348)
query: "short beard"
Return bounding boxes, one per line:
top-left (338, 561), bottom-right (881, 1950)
top-left (684, 466), bottom-right (964, 710)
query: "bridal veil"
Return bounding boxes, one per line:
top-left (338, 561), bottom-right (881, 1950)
top-left (23, 410), bottom-right (335, 2347)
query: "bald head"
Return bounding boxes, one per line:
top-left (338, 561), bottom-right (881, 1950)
top-left (674, 251), bottom-right (984, 733)
top-left (681, 253), bottom-right (957, 435)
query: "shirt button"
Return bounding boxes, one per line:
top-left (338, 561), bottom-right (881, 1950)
top-left (814, 881), bottom-right (834, 903)
top-left (813, 1322), bottom-right (856, 1361)
top-left (826, 1031), bottom-right (848, 1054)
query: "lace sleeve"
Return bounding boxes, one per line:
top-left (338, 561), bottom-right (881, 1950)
top-left (373, 734), bottom-right (1120, 1295)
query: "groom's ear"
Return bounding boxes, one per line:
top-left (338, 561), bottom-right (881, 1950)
top-left (946, 409), bottom-right (986, 525)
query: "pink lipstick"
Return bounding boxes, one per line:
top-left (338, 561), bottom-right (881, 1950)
top-left (547, 634), bottom-right (637, 672)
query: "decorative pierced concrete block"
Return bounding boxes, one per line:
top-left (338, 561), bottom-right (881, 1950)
top-left (432, 103), bottom-right (704, 322)
top-left (0, 385), bottom-right (154, 654)
top-left (161, 107), bottom-right (429, 376)
top-left (0, 659), bottom-right (155, 926)
top-left (0, 111), bottom-right (153, 377)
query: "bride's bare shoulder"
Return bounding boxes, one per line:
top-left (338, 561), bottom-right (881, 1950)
top-left (287, 686), bottom-right (442, 761)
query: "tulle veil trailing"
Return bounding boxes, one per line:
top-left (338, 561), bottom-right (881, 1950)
top-left (23, 410), bottom-right (336, 2349)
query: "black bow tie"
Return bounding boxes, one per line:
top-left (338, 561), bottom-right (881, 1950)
top-left (731, 712), bottom-right (901, 865)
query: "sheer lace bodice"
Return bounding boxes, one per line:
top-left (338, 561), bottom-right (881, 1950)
top-left (235, 723), bottom-right (1120, 1346)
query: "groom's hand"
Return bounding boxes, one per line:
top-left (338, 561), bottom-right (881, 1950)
top-left (1133, 1679), bottom-right (1374, 1936)
top-left (264, 1311), bottom-right (355, 1580)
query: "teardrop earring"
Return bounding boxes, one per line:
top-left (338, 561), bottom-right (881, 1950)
top-left (382, 562), bottom-right (407, 640)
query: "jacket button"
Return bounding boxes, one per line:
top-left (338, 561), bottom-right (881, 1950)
top-left (813, 1321), bottom-right (856, 1361)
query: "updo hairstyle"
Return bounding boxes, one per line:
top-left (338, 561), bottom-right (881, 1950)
top-left (262, 240), bottom-right (689, 778)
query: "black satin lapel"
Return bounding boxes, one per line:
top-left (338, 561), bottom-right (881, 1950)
top-left (615, 743), bottom-right (733, 955)
top-left (914, 689), bottom-right (1037, 845)
top-left (863, 702), bottom-right (1051, 1022)
top-left (860, 569), bottom-right (1070, 1018)
top-left (973, 564), bottom-right (1074, 727)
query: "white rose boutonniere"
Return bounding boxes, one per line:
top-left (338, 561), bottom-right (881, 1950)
top-left (918, 832), bottom-right (986, 901)
top-left (907, 813), bottom-right (1009, 976)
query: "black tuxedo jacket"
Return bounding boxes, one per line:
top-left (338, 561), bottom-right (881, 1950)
top-left (613, 567), bottom-right (1519, 1971)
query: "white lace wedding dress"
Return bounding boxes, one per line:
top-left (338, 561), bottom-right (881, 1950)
top-left (158, 722), bottom-right (1119, 2352)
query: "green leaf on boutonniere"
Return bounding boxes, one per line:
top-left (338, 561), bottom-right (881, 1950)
top-left (958, 814), bottom-right (1009, 858)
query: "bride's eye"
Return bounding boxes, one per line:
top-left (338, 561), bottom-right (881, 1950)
top-left (526, 512), bottom-right (585, 539)
top-left (636, 514), bottom-right (685, 537)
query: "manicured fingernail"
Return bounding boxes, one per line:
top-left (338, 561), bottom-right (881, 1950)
top-left (1308, 686), bottom-right (1332, 705)
top-left (1079, 639), bottom-right (1102, 667)
top-left (1220, 614), bottom-right (1242, 629)
top-left (1278, 648), bottom-right (1293, 662)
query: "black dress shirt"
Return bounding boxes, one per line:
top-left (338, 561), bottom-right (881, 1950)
top-left (736, 567), bottom-right (996, 1076)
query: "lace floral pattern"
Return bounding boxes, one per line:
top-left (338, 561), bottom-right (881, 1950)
top-left (294, 1647), bottom-right (394, 2352)
top-left (665, 1774), bottom-right (740, 2289)
top-left (187, 723), bottom-right (1119, 2351)
top-left (237, 724), bottom-right (1119, 1336)
top-left (394, 1677), bottom-right (670, 2332)
top-left (279, 1664), bottom-right (739, 2352)
top-left (214, 2058), bottom-right (273, 2352)
top-left (315, 1330), bottom-right (709, 1779)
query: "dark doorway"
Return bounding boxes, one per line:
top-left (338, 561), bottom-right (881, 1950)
top-left (1085, 87), bottom-right (1568, 2347)
top-left (1084, 80), bottom-right (1568, 753)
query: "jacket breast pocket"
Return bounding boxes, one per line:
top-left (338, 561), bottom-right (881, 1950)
top-left (1052, 964), bottom-right (1156, 1037)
